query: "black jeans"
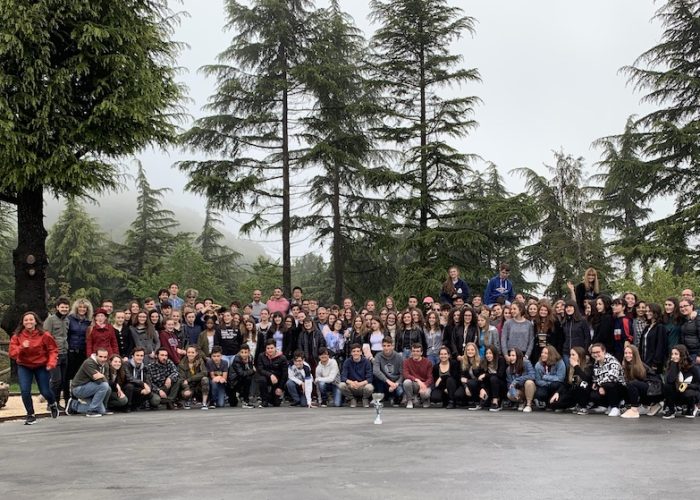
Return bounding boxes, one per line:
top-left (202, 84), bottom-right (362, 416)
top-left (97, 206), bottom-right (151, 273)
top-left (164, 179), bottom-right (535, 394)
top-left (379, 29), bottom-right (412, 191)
top-left (535, 382), bottom-right (562, 405)
top-left (591, 382), bottom-right (623, 407)
top-left (432, 377), bottom-right (458, 405)
top-left (256, 375), bottom-right (283, 406)
top-left (662, 383), bottom-right (700, 411)
top-left (453, 379), bottom-right (479, 405)
top-left (228, 376), bottom-right (253, 406)
top-left (50, 353), bottom-right (68, 403)
top-left (482, 374), bottom-right (504, 402)
top-left (65, 350), bottom-right (86, 396)
top-left (551, 385), bottom-right (590, 410)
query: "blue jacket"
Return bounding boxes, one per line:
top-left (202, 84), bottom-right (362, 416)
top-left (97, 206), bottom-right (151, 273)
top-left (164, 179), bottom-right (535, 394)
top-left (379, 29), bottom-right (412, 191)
top-left (67, 314), bottom-right (91, 351)
top-left (439, 278), bottom-right (471, 305)
top-left (534, 360), bottom-right (566, 388)
top-left (506, 359), bottom-right (535, 388)
top-left (341, 357), bottom-right (373, 384)
top-left (484, 275), bottom-right (514, 305)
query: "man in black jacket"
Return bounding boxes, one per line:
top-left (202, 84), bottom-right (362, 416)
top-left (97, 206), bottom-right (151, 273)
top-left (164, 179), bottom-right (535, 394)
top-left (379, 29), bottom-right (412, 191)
top-left (228, 344), bottom-right (256, 408)
top-left (255, 340), bottom-right (288, 407)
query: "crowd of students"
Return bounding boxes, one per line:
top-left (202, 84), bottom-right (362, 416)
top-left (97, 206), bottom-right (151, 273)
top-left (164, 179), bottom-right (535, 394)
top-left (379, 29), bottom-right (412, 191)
top-left (7, 264), bottom-right (700, 425)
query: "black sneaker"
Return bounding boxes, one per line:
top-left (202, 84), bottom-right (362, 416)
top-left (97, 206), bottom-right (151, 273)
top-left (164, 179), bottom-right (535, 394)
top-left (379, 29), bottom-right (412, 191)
top-left (25, 415), bottom-right (37, 425)
top-left (50, 403), bottom-right (59, 419)
top-left (65, 398), bottom-right (75, 416)
top-left (85, 411), bottom-right (102, 418)
top-left (489, 403), bottom-right (501, 412)
top-left (684, 406), bottom-right (698, 419)
top-left (662, 407), bottom-right (676, 420)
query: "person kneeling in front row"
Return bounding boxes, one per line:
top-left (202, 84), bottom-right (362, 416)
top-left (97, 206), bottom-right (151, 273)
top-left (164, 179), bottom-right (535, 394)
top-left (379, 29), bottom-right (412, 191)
top-left (124, 348), bottom-right (160, 411)
top-left (402, 343), bottom-right (433, 409)
top-left (67, 347), bottom-right (111, 417)
top-left (228, 343), bottom-right (256, 408)
top-left (340, 344), bottom-right (374, 408)
top-left (287, 351), bottom-right (314, 408)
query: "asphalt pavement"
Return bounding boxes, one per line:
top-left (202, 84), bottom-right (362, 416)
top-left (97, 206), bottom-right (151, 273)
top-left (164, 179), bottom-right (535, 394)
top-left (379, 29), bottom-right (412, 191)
top-left (1, 406), bottom-right (698, 499)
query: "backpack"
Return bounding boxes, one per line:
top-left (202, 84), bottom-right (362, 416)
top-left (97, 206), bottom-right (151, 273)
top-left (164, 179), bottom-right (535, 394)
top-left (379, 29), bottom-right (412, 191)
top-left (0, 381), bottom-right (9, 409)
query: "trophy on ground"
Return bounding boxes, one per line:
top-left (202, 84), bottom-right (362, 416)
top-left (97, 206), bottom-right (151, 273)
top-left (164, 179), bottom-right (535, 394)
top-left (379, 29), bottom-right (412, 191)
top-left (371, 393), bottom-right (384, 425)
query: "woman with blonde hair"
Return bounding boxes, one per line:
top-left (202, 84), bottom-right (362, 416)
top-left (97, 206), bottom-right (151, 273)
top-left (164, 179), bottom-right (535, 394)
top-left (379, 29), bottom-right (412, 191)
top-left (567, 267), bottom-right (600, 313)
top-left (455, 342), bottom-right (483, 409)
top-left (65, 298), bottom-right (94, 399)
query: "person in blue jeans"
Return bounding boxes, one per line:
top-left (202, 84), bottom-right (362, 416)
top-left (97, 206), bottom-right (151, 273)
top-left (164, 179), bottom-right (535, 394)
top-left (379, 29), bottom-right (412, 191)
top-left (286, 351), bottom-right (313, 407)
top-left (9, 311), bottom-right (61, 425)
top-left (68, 348), bottom-right (111, 417)
top-left (315, 348), bottom-right (342, 407)
top-left (207, 346), bottom-right (229, 408)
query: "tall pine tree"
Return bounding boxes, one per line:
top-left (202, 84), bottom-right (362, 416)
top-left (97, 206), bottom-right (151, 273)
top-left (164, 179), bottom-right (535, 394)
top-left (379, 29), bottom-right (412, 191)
top-left (293, 0), bottom-right (380, 304)
top-left (0, 0), bottom-right (184, 326)
top-left (516, 151), bottom-right (609, 298)
top-left (179, 0), bottom-right (314, 296)
top-left (592, 117), bottom-right (653, 278)
top-left (622, 0), bottom-right (700, 271)
top-left (46, 198), bottom-right (122, 302)
top-left (369, 0), bottom-right (481, 270)
top-left (121, 162), bottom-right (179, 277)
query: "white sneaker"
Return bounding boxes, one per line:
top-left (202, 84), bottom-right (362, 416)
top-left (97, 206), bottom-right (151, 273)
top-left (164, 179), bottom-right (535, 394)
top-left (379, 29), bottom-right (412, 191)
top-left (608, 407), bottom-right (621, 417)
top-left (522, 405), bottom-right (532, 413)
top-left (590, 406), bottom-right (607, 414)
top-left (406, 400), bottom-right (414, 409)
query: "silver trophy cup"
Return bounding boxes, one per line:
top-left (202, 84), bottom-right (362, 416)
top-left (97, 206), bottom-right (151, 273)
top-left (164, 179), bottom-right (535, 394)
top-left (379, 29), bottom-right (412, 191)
top-left (371, 393), bottom-right (384, 425)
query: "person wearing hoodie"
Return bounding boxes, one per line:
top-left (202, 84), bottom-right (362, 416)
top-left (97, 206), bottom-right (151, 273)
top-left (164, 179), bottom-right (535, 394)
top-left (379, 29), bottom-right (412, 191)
top-left (590, 343), bottom-right (626, 417)
top-left (182, 310), bottom-right (202, 348)
top-left (533, 345), bottom-right (566, 409)
top-left (9, 312), bottom-right (60, 425)
top-left (178, 345), bottom-right (210, 410)
top-left (124, 348), bottom-right (160, 411)
top-left (228, 344), bottom-right (256, 409)
top-left (315, 347), bottom-right (341, 407)
top-left (159, 318), bottom-right (185, 365)
top-left (484, 263), bottom-right (515, 307)
top-left (505, 348), bottom-right (536, 412)
top-left (43, 296), bottom-right (70, 408)
top-left (67, 347), bottom-right (111, 417)
top-left (286, 351), bottom-right (314, 408)
top-left (561, 300), bottom-right (590, 364)
top-left (255, 339), bottom-right (289, 407)
top-left (340, 344), bottom-right (374, 408)
top-left (372, 337), bottom-right (404, 406)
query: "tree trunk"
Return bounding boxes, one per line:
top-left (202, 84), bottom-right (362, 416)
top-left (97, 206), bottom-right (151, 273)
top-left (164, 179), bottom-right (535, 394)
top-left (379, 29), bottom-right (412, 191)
top-left (0, 187), bottom-right (48, 383)
top-left (332, 163), bottom-right (343, 305)
top-left (281, 63), bottom-right (292, 297)
top-left (419, 41), bottom-right (429, 267)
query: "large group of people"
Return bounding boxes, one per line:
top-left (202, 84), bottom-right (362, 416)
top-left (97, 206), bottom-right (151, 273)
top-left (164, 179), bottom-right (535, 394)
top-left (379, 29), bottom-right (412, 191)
top-left (7, 264), bottom-right (700, 425)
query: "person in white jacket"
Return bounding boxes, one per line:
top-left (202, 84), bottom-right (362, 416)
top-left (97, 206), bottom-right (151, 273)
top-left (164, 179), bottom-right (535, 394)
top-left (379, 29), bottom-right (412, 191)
top-left (315, 347), bottom-right (341, 407)
top-left (287, 351), bottom-right (314, 408)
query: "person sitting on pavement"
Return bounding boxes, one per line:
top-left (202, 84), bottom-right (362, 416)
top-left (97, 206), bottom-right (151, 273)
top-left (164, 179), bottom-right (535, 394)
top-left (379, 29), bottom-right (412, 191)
top-left (454, 342), bottom-right (481, 409)
top-left (432, 345), bottom-right (460, 409)
top-left (147, 347), bottom-right (181, 410)
top-left (315, 347), bottom-right (341, 407)
top-left (662, 344), bottom-right (700, 419)
top-left (178, 345), bottom-right (210, 410)
top-left (124, 347), bottom-right (159, 411)
top-left (590, 342), bottom-right (626, 417)
top-left (106, 354), bottom-right (129, 411)
top-left (549, 346), bottom-right (592, 414)
top-left (402, 343), bottom-right (433, 409)
top-left (505, 347), bottom-right (536, 413)
top-left (340, 343), bottom-right (374, 408)
top-left (207, 346), bottom-right (229, 408)
top-left (228, 344), bottom-right (256, 409)
top-left (287, 351), bottom-right (314, 408)
top-left (255, 339), bottom-right (289, 408)
top-left (67, 347), bottom-right (111, 417)
top-left (372, 336), bottom-right (404, 406)
top-left (533, 344), bottom-right (566, 410)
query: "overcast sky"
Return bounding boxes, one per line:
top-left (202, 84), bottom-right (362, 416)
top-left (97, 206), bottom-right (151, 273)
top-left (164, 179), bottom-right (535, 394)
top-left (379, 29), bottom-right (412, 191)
top-left (133, 0), bottom-right (663, 261)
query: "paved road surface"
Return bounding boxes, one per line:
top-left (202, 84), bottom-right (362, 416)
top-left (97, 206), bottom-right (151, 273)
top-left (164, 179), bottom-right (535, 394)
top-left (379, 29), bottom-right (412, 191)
top-left (1, 407), bottom-right (698, 499)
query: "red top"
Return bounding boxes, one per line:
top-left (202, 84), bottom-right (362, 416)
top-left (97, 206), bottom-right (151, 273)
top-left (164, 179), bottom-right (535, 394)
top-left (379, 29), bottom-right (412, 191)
top-left (9, 329), bottom-right (59, 369)
top-left (86, 323), bottom-right (118, 357)
top-left (402, 356), bottom-right (434, 386)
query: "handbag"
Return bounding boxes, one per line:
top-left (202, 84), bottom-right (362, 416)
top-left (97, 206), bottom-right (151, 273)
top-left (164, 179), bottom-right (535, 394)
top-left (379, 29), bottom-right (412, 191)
top-left (646, 372), bottom-right (663, 397)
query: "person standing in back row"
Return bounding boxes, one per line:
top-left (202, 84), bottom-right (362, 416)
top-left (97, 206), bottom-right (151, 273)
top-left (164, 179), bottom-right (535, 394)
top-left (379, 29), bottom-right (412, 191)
top-left (484, 263), bottom-right (515, 307)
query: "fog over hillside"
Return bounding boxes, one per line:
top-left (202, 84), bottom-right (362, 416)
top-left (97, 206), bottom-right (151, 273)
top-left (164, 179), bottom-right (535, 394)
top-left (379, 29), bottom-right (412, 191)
top-left (43, 191), bottom-right (267, 266)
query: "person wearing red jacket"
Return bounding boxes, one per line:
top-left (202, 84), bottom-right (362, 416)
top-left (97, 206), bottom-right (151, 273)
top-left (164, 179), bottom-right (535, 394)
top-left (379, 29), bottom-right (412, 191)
top-left (402, 343), bottom-right (434, 408)
top-left (86, 308), bottom-right (118, 357)
top-left (9, 311), bottom-right (60, 425)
